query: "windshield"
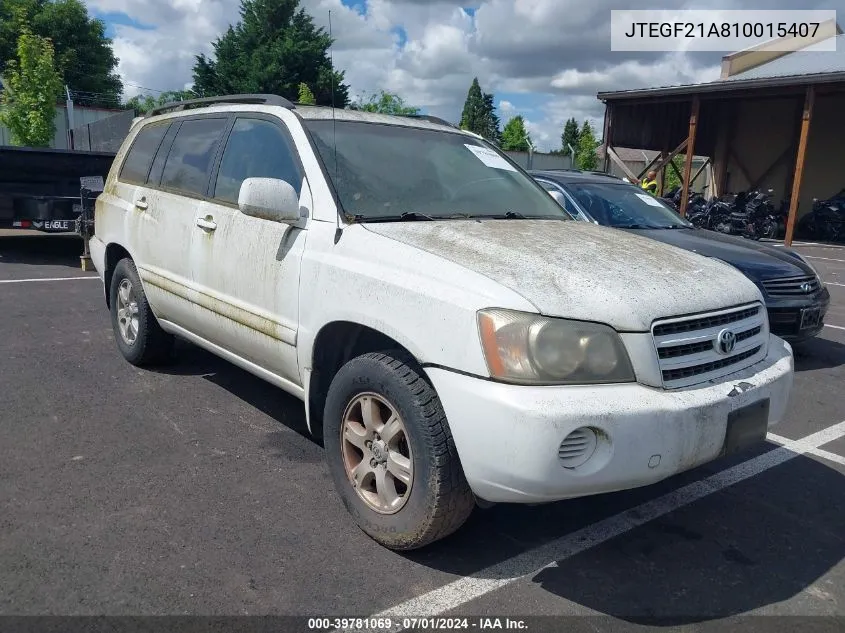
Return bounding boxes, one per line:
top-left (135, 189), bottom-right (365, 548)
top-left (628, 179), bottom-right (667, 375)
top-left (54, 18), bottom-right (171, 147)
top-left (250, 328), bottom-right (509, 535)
top-left (567, 182), bottom-right (693, 229)
top-left (303, 120), bottom-right (570, 221)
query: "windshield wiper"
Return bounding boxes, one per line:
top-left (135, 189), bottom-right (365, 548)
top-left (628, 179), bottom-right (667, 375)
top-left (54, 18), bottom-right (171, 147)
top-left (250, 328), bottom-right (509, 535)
top-left (614, 223), bottom-right (659, 229)
top-left (353, 211), bottom-right (436, 223)
top-left (474, 211), bottom-right (564, 220)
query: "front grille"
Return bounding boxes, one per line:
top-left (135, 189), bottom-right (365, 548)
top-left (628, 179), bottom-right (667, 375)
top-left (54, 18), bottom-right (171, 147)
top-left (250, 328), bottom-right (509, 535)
top-left (653, 306), bottom-right (760, 336)
top-left (652, 304), bottom-right (768, 389)
top-left (767, 308), bottom-right (800, 336)
top-left (658, 326), bottom-right (761, 359)
top-left (662, 346), bottom-right (763, 383)
top-left (762, 275), bottom-right (820, 297)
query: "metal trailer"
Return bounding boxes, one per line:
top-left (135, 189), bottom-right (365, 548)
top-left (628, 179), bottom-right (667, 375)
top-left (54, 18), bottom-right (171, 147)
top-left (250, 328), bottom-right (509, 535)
top-left (0, 146), bottom-right (115, 268)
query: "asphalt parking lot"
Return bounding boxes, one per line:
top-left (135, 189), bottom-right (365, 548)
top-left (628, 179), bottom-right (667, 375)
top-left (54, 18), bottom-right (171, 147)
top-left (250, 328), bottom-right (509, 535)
top-left (1, 231), bottom-right (844, 631)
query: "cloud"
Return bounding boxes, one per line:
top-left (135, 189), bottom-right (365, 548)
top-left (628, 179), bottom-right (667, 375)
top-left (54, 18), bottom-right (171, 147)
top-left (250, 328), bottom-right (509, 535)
top-left (87, 0), bottom-right (835, 151)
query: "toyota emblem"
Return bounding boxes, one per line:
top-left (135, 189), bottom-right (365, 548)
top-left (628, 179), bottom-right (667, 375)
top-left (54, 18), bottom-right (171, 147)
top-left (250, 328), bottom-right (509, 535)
top-left (716, 329), bottom-right (736, 355)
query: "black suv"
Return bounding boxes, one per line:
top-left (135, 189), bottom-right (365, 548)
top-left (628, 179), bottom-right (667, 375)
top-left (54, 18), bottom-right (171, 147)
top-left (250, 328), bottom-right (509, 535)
top-left (530, 169), bottom-right (830, 343)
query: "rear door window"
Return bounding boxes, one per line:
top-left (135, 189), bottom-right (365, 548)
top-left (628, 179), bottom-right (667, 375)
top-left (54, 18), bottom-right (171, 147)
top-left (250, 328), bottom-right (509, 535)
top-left (119, 123), bottom-right (170, 185)
top-left (159, 118), bottom-right (228, 197)
top-left (212, 118), bottom-right (303, 205)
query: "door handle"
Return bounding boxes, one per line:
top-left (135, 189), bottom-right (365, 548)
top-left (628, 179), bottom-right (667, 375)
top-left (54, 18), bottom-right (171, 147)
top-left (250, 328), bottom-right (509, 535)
top-left (196, 216), bottom-right (217, 231)
top-left (134, 197), bottom-right (148, 210)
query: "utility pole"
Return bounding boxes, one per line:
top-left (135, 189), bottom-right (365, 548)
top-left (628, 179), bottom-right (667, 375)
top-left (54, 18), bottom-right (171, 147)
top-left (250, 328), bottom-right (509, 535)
top-left (65, 85), bottom-right (75, 149)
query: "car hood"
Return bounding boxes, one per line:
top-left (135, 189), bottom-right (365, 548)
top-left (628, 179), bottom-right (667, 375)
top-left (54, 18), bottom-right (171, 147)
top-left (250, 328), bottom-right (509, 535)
top-left (362, 220), bottom-right (762, 332)
top-left (626, 227), bottom-right (811, 280)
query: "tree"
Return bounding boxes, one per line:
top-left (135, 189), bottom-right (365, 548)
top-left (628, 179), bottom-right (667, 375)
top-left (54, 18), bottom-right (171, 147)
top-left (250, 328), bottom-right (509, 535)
top-left (459, 78), bottom-right (484, 133)
top-left (191, 0), bottom-right (349, 108)
top-left (664, 156), bottom-right (684, 191)
top-left (0, 0), bottom-right (122, 107)
top-left (575, 120), bottom-right (599, 171)
top-left (459, 77), bottom-right (501, 145)
top-left (500, 115), bottom-right (531, 152)
top-left (123, 90), bottom-right (196, 115)
top-left (481, 92), bottom-right (501, 146)
top-left (561, 117), bottom-right (580, 156)
top-left (297, 82), bottom-right (316, 105)
top-left (0, 29), bottom-right (63, 146)
top-left (351, 90), bottom-right (418, 115)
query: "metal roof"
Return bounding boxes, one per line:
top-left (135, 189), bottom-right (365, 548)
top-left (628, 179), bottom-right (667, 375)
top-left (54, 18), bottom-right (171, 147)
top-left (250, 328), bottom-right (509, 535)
top-left (598, 35), bottom-right (845, 101)
top-left (723, 33), bottom-right (845, 81)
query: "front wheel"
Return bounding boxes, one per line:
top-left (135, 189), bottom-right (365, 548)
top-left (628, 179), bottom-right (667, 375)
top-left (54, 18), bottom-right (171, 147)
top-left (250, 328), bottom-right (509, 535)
top-left (323, 352), bottom-right (475, 550)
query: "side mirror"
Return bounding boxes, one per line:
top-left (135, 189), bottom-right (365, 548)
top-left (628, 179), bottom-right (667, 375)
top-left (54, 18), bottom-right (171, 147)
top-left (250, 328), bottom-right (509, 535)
top-left (549, 191), bottom-right (566, 206)
top-left (238, 177), bottom-right (301, 224)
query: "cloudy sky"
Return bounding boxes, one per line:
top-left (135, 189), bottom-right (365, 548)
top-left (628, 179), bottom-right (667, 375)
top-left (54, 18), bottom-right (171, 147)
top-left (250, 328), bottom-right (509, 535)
top-left (84, 0), bottom-right (838, 152)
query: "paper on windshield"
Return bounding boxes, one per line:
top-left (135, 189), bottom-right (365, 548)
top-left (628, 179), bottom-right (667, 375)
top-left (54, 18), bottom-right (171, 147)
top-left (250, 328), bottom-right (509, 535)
top-left (464, 144), bottom-right (518, 172)
top-left (636, 192), bottom-right (665, 207)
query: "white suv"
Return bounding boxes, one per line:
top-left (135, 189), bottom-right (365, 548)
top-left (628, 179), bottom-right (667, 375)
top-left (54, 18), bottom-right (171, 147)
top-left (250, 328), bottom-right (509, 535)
top-left (91, 94), bottom-right (794, 550)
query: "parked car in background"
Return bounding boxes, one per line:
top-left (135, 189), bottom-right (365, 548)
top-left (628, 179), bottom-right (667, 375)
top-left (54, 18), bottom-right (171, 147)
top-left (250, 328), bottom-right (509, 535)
top-left (531, 169), bottom-right (830, 344)
top-left (89, 96), bottom-right (795, 551)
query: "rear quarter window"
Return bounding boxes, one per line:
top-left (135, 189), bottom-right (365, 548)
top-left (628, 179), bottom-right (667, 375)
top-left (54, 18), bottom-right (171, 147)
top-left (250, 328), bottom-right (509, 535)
top-left (159, 118), bottom-right (228, 197)
top-left (119, 123), bottom-right (170, 185)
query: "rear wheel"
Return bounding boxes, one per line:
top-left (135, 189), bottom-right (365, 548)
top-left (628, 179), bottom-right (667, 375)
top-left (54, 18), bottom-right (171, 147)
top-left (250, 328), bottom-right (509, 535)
top-left (323, 352), bottom-right (475, 550)
top-left (109, 257), bottom-right (174, 366)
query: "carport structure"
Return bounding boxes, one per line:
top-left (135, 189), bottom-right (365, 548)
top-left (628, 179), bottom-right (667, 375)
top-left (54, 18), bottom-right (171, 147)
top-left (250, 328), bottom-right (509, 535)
top-left (597, 34), bottom-right (845, 246)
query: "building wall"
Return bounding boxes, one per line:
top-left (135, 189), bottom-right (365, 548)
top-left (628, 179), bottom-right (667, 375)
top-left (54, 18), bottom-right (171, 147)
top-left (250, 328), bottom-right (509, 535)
top-left (71, 110), bottom-right (135, 153)
top-left (720, 97), bottom-right (796, 206)
top-left (714, 91), bottom-right (845, 218)
top-left (504, 151), bottom-right (572, 171)
top-left (0, 104), bottom-right (123, 149)
top-left (801, 92), bottom-right (845, 211)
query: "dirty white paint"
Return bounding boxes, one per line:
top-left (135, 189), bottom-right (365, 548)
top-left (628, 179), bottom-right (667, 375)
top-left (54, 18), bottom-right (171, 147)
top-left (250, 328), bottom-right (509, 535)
top-left (363, 221), bottom-right (763, 332)
top-left (346, 419), bottom-right (845, 633)
top-left (427, 336), bottom-right (792, 504)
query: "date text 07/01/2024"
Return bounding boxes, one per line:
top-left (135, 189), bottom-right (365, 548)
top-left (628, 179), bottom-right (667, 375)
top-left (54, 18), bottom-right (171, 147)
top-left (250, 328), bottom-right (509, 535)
top-left (307, 617), bottom-right (529, 630)
top-left (624, 21), bottom-right (821, 39)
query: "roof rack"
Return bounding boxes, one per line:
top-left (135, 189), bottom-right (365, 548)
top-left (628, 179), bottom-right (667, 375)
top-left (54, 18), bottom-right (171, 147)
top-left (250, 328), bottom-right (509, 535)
top-left (401, 114), bottom-right (458, 128)
top-left (148, 94), bottom-right (295, 117)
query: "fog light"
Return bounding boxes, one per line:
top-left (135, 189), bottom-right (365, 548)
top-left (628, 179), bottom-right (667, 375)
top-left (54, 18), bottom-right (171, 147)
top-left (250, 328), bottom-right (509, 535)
top-left (558, 427), bottom-right (598, 469)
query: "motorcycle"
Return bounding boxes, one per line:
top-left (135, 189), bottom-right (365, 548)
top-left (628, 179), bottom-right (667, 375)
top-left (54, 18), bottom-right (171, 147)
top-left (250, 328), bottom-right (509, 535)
top-left (797, 189), bottom-right (845, 243)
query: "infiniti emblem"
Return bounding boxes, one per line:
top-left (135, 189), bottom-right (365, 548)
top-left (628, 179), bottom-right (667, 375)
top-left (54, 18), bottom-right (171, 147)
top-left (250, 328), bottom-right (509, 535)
top-left (716, 329), bottom-right (736, 355)
top-left (800, 281), bottom-right (813, 293)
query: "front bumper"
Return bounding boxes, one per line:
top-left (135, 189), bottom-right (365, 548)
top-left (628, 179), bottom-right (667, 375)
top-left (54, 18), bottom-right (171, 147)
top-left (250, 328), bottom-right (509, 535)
top-left (766, 288), bottom-right (830, 341)
top-left (428, 335), bottom-right (794, 504)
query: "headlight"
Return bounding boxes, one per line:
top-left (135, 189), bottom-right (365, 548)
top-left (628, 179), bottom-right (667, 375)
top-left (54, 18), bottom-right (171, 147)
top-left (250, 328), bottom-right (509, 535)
top-left (477, 309), bottom-right (636, 385)
top-left (789, 252), bottom-right (826, 288)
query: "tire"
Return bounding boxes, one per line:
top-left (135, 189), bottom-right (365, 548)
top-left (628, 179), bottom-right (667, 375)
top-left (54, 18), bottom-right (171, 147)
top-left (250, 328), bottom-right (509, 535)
top-left (109, 257), bottom-right (174, 366)
top-left (323, 351), bottom-right (475, 550)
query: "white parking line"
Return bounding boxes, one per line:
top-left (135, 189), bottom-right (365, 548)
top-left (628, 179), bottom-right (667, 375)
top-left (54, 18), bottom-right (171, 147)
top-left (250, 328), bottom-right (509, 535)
top-left (806, 256), bottom-right (845, 264)
top-left (0, 276), bottom-right (99, 284)
top-left (826, 282), bottom-right (845, 287)
top-left (826, 324), bottom-right (845, 331)
top-left (790, 241), bottom-right (845, 249)
top-left (768, 434), bottom-right (845, 467)
top-left (351, 420), bottom-right (845, 632)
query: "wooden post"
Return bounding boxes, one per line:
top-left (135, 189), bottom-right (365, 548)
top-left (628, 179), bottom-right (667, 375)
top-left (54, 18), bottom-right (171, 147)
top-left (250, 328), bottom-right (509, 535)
top-left (784, 85), bottom-right (815, 247)
top-left (606, 146), bottom-right (641, 183)
top-left (602, 103), bottom-right (612, 173)
top-left (658, 151), bottom-right (667, 196)
top-left (679, 96), bottom-right (700, 218)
